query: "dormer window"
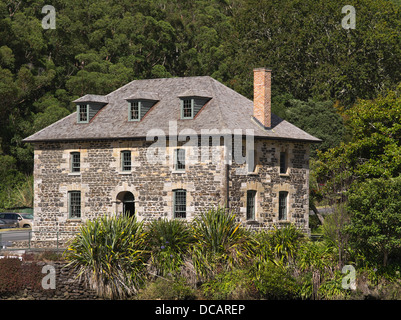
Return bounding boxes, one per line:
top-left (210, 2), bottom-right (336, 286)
top-left (74, 95), bottom-right (108, 124)
top-left (125, 92), bottom-right (159, 122)
top-left (179, 96), bottom-right (211, 120)
top-left (181, 99), bottom-right (193, 119)
top-left (128, 100), bottom-right (157, 122)
top-left (129, 101), bottom-right (140, 121)
top-left (78, 104), bottom-right (89, 123)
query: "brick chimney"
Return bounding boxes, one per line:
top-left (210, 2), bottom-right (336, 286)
top-left (253, 68), bottom-right (272, 129)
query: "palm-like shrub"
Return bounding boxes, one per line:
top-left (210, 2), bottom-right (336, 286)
top-left (146, 218), bottom-right (194, 277)
top-left (191, 207), bottom-right (255, 279)
top-left (64, 214), bottom-right (148, 299)
top-left (267, 224), bottom-right (305, 265)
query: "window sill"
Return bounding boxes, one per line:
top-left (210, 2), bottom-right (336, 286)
top-left (118, 171), bottom-right (132, 175)
top-left (68, 172), bottom-right (81, 176)
top-left (245, 219), bottom-right (260, 224)
top-left (276, 220), bottom-right (291, 224)
top-left (67, 218), bottom-right (82, 222)
top-left (247, 172), bottom-right (259, 176)
top-left (172, 170), bottom-right (186, 174)
top-left (279, 173), bottom-right (290, 177)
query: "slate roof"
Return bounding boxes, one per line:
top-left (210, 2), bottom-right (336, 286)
top-left (23, 76), bottom-right (321, 143)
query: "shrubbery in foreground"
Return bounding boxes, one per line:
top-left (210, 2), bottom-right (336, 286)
top-left (63, 208), bottom-right (401, 300)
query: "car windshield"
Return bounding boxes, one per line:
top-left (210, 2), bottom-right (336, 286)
top-left (21, 214), bottom-right (33, 219)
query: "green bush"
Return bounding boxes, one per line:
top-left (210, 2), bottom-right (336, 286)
top-left (137, 277), bottom-right (197, 300)
top-left (252, 260), bottom-right (299, 300)
top-left (64, 214), bottom-right (148, 299)
top-left (146, 218), bottom-right (194, 277)
top-left (201, 268), bottom-right (257, 300)
top-left (265, 224), bottom-right (305, 264)
top-left (346, 177), bottom-right (401, 267)
top-left (191, 207), bottom-right (255, 279)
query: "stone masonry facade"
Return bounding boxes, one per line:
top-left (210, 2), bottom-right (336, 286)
top-left (32, 136), bottom-right (310, 246)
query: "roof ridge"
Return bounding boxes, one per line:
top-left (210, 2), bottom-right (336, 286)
top-left (105, 75), bottom-right (214, 98)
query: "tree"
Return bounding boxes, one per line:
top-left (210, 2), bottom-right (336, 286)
top-left (346, 176), bottom-right (401, 267)
top-left (219, 0), bottom-right (401, 106)
top-left (315, 84), bottom-right (401, 193)
top-left (282, 98), bottom-right (345, 156)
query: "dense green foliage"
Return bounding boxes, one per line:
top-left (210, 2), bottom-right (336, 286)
top-left (2, 0), bottom-right (401, 208)
top-left (3, 0), bottom-right (401, 299)
top-left (346, 177), bottom-right (401, 267)
top-left (146, 218), bottom-right (194, 277)
top-left (63, 209), bottom-right (401, 300)
top-left (280, 99), bottom-right (345, 156)
top-left (315, 85), bottom-right (401, 195)
top-left (64, 214), bottom-right (148, 299)
top-left (191, 207), bottom-right (255, 279)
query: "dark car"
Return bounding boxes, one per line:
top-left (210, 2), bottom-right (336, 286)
top-left (0, 218), bottom-right (18, 229)
top-left (0, 213), bottom-right (21, 229)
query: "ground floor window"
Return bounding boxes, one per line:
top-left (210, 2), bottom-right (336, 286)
top-left (246, 190), bottom-right (256, 220)
top-left (68, 191), bottom-right (81, 218)
top-left (279, 191), bottom-right (288, 220)
top-left (173, 189), bottom-right (186, 218)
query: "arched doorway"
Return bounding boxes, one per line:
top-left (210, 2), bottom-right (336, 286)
top-left (116, 191), bottom-right (135, 217)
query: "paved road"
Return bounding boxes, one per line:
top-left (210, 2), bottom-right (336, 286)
top-left (0, 230), bottom-right (32, 248)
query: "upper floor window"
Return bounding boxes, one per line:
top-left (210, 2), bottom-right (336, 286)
top-left (280, 151), bottom-right (288, 174)
top-left (279, 191), bottom-right (288, 220)
top-left (180, 97), bottom-right (210, 120)
top-left (121, 150), bottom-right (132, 172)
top-left (129, 101), bottom-right (140, 121)
top-left (182, 99), bottom-right (193, 119)
top-left (175, 148), bottom-right (186, 171)
top-left (70, 152), bottom-right (80, 173)
top-left (74, 95), bottom-right (108, 124)
top-left (78, 104), bottom-right (89, 123)
top-left (127, 99), bottom-right (158, 122)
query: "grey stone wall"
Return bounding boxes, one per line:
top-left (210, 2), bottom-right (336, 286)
top-left (32, 137), bottom-right (310, 246)
top-left (229, 140), bottom-right (310, 232)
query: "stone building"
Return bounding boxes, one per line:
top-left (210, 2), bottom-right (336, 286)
top-left (23, 68), bottom-right (320, 245)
